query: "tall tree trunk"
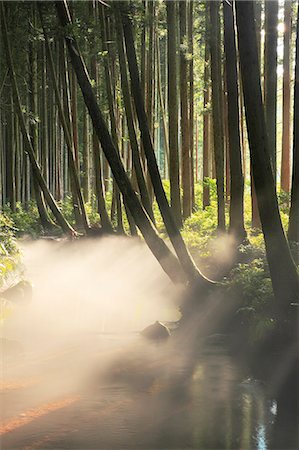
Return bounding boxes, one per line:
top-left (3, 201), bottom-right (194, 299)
top-left (209, 1), bottom-right (226, 231)
top-left (99, 4), bottom-right (125, 235)
top-left (180, 0), bottom-right (192, 219)
top-left (41, 42), bottom-right (49, 187)
top-left (281, 0), bottom-right (292, 193)
top-left (89, 1), bottom-right (113, 233)
top-left (288, 2), bottom-right (299, 244)
top-left (1, 2), bottom-right (75, 236)
top-left (146, 0), bottom-right (155, 139)
top-left (223, 1), bottom-right (246, 240)
top-left (6, 91), bottom-right (16, 211)
top-left (15, 114), bottom-right (21, 204)
top-left (264, 0), bottom-right (278, 182)
top-left (82, 104), bottom-right (89, 202)
top-left (71, 70), bottom-right (79, 170)
top-left (236, 0), bottom-right (299, 317)
top-left (166, 0), bottom-right (182, 227)
top-left (203, 3), bottom-right (211, 210)
top-left (250, 0), bottom-right (261, 228)
top-left (156, 34), bottom-right (169, 175)
top-left (188, 0), bottom-right (195, 211)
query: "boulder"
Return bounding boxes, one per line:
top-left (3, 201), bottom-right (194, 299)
top-left (140, 321), bottom-right (170, 341)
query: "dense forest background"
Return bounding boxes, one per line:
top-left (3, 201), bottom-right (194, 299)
top-left (0, 0), bottom-right (297, 230)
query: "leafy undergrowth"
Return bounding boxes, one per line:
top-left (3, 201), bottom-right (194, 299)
top-left (0, 214), bottom-right (21, 291)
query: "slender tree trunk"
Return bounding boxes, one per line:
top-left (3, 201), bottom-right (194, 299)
top-left (264, 0), bottom-right (278, 182)
top-left (166, 0), bottom-right (182, 227)
top-left (281, 0), bottom-right (292, 193)
top-left (250, 0), bottom-right (261, 228)
top-left (146, 0), bottom-right (155, 139)
top-left (89, 1), bottom-right (113, 233)
top-left (180, 0), bottom-right (192, 219)
top-left (1, 2), bottom-right (75, 236)
top-left (82, 104), bottom-right (89, 202)
top-left (223, 78), bottom-right (230, 202)
top-left (6, 91), bottom-right (16, 211)
top-left (71, 70), bottom-right (79, 170)
top-left (41, 42), bottom-right (49, 187)
top-left (93, 134), bottom-right (114, 233)
top-left (15, 114), bottom-right (21, 203)
top-left (223, 1), bottom-right (246, 240)
top-left (99, 4), bottom-right (125, 235)
top-left (140, 1), bottom-right (146, 102)
top-left (203, 3), bottom-right (211, 210)
top-left (114, 13), bottom-right (154, 222)
top-left (288, 3), bottom-right (299, 243)
top-left (156, 34), bottom-right (169, 174)
top-left (195, 115), bottom-right (199, 183)
top-left (236, 0), bottom-right (299, 317)
top-left (188, 0), bottom-right (195, 211)
top-left (209, 1), bottom-right (226, 231)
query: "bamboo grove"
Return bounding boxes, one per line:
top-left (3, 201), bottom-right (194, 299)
top-left (0, 1), bottom-right (299, 315)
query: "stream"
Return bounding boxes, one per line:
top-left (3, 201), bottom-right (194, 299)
top-left (0, 238), bottom-right (298, 449)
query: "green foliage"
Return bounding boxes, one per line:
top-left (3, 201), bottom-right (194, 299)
top-left (0, 214), bottom-right (20, 290)
top-left (225, 259), bottom-right (272, 308)
top-left (3, 202), bottom-right (42, 237)
top-left (0, 214), bottom-right (19, 254)
top-left (277, 190), bottom-right (291, 214)
top-left (224, 258), bottom-right (275, 343)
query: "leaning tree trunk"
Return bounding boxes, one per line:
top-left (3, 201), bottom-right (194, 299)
top-left (209, 1), bottom-right (226, 232)
top-left (223, 1), bottom-right (246, 241)
top-left (55, 0), bottom-right (189, 285)
top-left (119, 1), bottom-right (212, 286)
top-left (288, 2), bottom-right (299, 244)
top-left (0, 2), bottom-right (75, 236)
top-left (166, 0), bottom-right (182, 227)
top-left (236, 0), bottom-right (299, 319)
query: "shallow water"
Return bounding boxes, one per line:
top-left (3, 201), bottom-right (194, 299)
top-left (0, 238), bottom-right (298, 449)
top-left (1, 331), bottom-right (289, 450)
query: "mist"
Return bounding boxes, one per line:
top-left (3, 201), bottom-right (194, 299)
top-left (4, 237), bottom-right (181, 345)
top-left (2, 237), bottom-right (185, 403)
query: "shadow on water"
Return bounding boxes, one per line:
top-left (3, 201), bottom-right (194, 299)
top-left (1, 237), bottom-right (298, 449)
